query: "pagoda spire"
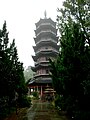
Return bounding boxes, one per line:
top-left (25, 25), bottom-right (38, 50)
top-left (44, 10), bottom-right (47, 19)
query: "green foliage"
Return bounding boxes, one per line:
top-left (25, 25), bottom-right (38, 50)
top-left (32, 91), bottom-right (39, 99)
top-left (18, 95), bottom-right (31, 108)
top-left (50, 0), bottom-right (90, 119)
top-left (0, 21), bottom-right (27, 118)
top-left (0, 97), bottom-right (8, 119)
top-left (24, 66), bottom-right (34, 81)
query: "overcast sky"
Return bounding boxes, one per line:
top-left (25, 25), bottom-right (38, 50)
top-left (0, 0), bottom-right (64, 68)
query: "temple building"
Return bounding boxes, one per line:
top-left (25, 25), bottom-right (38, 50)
top-left (28, 13), bottom-right (60, 99)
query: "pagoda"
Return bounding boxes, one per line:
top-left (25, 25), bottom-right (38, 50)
top-left (28, 12), bottom-right (59, 99)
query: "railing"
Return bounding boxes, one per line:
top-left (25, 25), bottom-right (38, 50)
top-left (36, 23), bottom-right (55, 29)
top-left (36, 30), bottom-right (56, 36)
top-left (35, 60), bottom-right (49, 65)
top-left (36, 38), bottom-right (57, 44)
top-left (34, 73), bottom-right (50, 77)
top-left (36, 49), bottom-right (59, 54)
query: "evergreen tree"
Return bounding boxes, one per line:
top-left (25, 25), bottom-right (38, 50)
top-left (0, 21), bottom-right (28, 118)
top-left (50, 0), bottom-right (90, 119)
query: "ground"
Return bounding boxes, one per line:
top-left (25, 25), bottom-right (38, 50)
top-left (4, 100), bottom-right (70, 120)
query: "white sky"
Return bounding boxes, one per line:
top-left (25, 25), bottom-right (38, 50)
top-left (0, 0), bottom-right (64, 68)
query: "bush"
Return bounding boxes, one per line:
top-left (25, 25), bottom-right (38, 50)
top-left (0, 97), bottom-right (9, 119)
top-left (18, 95), bottom-right (31, 108)
top-left (55, 95), bottom-right (66, 110)
top-left (73, 111), bottom-right (90, 120)
top-left (0, 97), bottom-right (18, 120)
top-left (32, 92), bottom-right (39, 99)
top-left (55, 94), bottom-right (90, 119)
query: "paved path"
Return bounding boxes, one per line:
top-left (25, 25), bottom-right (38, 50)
top-left (26, 100), bottom-right (69, 120)
top-left (5, 100), bottom-right (69, 120)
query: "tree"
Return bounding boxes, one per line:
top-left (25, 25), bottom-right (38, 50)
top-left (50, 0), bottom-right (90, 119)
top-left (0, 21), bottom-right (28, 118)
top-left (0, 21), bottom-right (11, 97)
top-left (24, 66), bottom-right (34, 82)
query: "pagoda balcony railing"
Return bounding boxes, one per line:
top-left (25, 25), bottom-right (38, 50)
top-left (36, 49), bottom-right (59, 54)
top-left (36, 30), bottom-right (56, 36)
top-left (36, 23), bottom-right (55, 29)
top-left (34, 73), bottom-right (50, 77)
top-left (36, 38), bottom-right (57, 45)
top-left (35, 60), bottom-right (49, 65)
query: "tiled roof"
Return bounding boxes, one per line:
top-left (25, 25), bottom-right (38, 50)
top-left (28, 78), bottom-right (52, 85)
top-left (35, 79), bottom-right (52, 84)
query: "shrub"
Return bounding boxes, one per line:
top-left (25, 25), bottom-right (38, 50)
top-left (0, 97), bottom-right (9, 119)
top-left (18, 95), bottom-right (31, 108)
top-left (32, 92), bottom-right (39, 99)
top-left (73, 111), bottom-right (90, 120)
top-left (55, 95), bottom-right (66, 110)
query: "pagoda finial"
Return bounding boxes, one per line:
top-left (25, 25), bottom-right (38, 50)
top-left (44, 10), bottom-right (47, 19)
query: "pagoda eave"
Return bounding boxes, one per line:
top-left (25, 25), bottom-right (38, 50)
top-left (35, 63), bottom-right (49, 69)
top-left (36, 25), bottom-right (57, 34)
top-left (35, 18), bottom-right (56, 28)
top-left (35, 42), bottom-right (60, 51)
top-left (31, 66), bottom-right (36, 72)
top-left (36, 50), bottom-right (59, 56)
top-left (36, 31), bottom-right (56, 38)
top-left (32, 55), bottom-right (37, 62)
top-left (28, 78), bottom-right (52, 86)
top-left (34, 74), bottom-right (50, 78)
top-left (33, 46), bottom-right (36, 52)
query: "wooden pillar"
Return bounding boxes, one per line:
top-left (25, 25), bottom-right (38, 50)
top-left (34, 86), bottom-right (35, 92)
top-left (37, 86), bottom-right (38, 92)
top-left (41, 86), bottom-right (42, 96)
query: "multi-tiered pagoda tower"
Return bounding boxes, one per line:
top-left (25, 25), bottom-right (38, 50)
top-left (28, 14), bottom-right (59, 98)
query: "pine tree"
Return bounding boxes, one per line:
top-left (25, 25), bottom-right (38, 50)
top-left (0, 21), bottom-right (28, 118)
top-left (50, 0), bottom-right (90, 119)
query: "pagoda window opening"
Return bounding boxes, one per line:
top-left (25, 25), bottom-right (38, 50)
top-left (37, 57), bottom-right (46, 62)
top-left (46, 57), bottom-right (49, 61)
top-left (46, 69), bottom-right (49, 74)
top-left (45, 47), bottom-right (48, 49)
